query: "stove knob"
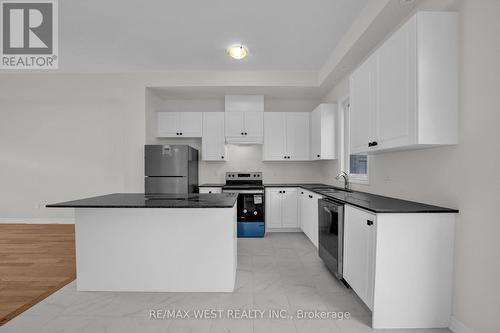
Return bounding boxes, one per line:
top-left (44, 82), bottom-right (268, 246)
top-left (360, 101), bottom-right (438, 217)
top-left (253, 211), bottom-right (258, 215)
top-left (243, 209), bottom-right (247, 213)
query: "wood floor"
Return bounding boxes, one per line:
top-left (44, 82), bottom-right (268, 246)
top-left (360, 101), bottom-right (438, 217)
top-left (0, 224), bottom-right (76, 326)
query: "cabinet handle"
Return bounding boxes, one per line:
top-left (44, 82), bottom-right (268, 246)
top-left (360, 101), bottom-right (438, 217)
top-left (209, 191), bottom-right (212, 194)
top-left (368, 142), bottom-right (372, 147)
top-left (372, 141), bottom-right (378, 146)
top-left (245, 132), bottom-right (248, 135)
top-left (221, 156), bottom-right (224, 159)
top-left (301, 192), bottom-right (304, 194)
top-left (317, 154), bottom-right (320, 158)
top-left (283, 190), bottom-right (286, 194)
top-left (367, 220), bottom-right (374, 226)
top-left (309, 195), bottom-right (313, 198)
top-left (241, 132), bottom-right (244, 135)
top-left (176, 133), bottom-right (179, 135)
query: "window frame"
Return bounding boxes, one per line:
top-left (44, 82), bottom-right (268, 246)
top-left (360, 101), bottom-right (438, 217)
top-left (339, 95), bottom-right (370, 185)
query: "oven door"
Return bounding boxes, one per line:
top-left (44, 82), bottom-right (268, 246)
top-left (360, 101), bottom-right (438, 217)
top-left (318, 198), bottom-right (344, 280)
top-left (223, 189), bottom-right (265, 237)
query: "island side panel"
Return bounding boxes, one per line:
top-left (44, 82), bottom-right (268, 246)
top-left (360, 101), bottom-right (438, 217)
top-left (372, 213), bottom-right (455, 329)
top-left (74, 206), bottom-right (237, 292)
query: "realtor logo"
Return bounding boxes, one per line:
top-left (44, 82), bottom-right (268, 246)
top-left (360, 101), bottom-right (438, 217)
top-left (1, 0), bottom-right (58, 69)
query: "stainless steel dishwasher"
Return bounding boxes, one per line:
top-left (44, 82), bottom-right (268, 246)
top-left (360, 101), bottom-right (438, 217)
top-left (318, 198), bottom-right (345, 280)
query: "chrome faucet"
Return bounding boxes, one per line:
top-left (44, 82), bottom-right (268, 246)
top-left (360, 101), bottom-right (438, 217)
top-left (336, 171), bottom-right (350, 190)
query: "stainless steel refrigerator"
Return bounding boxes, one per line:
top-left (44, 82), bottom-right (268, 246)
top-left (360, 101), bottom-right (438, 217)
top-left (144, 145), bottom-right (199, 194)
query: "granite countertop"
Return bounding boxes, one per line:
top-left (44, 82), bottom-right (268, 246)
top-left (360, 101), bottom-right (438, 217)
top-left (46, 193), bottom-right (238, 209)
top-left (264, 184), bottom-right (458, 214)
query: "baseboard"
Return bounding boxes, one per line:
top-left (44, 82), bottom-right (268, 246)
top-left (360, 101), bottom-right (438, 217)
top-left (450, 316), bottom-right (475, 333)
top-left (0, 217), bottom-right (75, 224)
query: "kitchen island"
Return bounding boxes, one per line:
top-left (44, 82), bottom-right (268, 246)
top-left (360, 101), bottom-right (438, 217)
top-left (47, 193), bottom-right (238, 292)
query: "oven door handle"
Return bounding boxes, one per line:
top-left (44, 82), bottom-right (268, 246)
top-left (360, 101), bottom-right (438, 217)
top-left (222, 190), bottom-right (264, 194)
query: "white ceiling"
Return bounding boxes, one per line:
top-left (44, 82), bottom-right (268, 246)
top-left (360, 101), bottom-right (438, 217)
top-left (59, 0), bottom-right (368, 72)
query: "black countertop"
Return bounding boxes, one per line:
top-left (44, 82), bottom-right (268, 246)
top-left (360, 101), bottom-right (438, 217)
top-left (264, 183), bottom-right (458, 214)
top-left (46, 193), bottom-right (238, 209)
top-left (198, 183), bottom-right (225, 187)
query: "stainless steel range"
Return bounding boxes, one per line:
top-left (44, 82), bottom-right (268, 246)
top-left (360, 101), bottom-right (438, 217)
top-left (222, 172), bottom-right (265, 237)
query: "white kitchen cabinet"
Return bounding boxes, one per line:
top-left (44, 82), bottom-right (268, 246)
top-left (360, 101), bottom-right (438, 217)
top-left (298, 189), bottom-right (322, 248)
top-left (199, 187), bottom-right (222, 194)
top-left (224, 111), bottom-right (263, 144)
top-left (343, 204), bottom-right (456, 329)
top-left (157, 112), bottom-right (203, 138)
top-left (202, 112), bottom-right (227, 161)
top-left (343, 205), bottom-right (376, 310)
top-left (310, 104), bottom-right (337, 160)
top-left (265, 188), bottom-right (299, 229)
top-left (225, 95), bottom-right (264, 144)
top-left (263, 112), bottom-right (310, 161)
top-left (349, 12), bottom-right (458, 154)
top-left (281, 188), bottom-right (299, 228)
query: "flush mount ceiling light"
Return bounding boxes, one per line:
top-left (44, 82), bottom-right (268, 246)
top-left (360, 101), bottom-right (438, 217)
top-left (227, 44), bottom-right (249, 60)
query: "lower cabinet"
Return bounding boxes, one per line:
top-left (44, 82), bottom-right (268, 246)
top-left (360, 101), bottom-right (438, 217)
top-left (265, 188), bottom-right (298, 229)
top-left (199, 187), bottom-right (222, 194)
top-left (343, 204), bottom-right (456, 329)
top-left (298, 189), bottom-right (322, 248)
top-left (343, 205), bottom-right (376, 310)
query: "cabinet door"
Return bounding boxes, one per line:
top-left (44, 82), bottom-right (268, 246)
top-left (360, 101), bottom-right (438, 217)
top-left (310, 108), bottom-right (321, 160)
top-left (157, 112), bottom-right (179, 137)
top-left (298, 190), bottom-right (307, 230)
top-left (179, 112), bottom-right (202, 137)
top-left (376, 17), bottom-right (417, 150)
top-left (263, 113), bottom-right (286, 160)
top-left (309, 193), bottom-right (322, 248)
top-left (266, 188), bottom-right (283, 229)
top-left (301, 190), bottom-right (314, 243)
top-left (286, 112), bottom-right (310, 160)
top-left (202, 113), bottom-right (226, 161)
top-left (343, 205), bottom-right (376, 310)
top-left (281, 188), bottom-right (298, 228)
top-left (225, 112), bottom-right (245, 137)
top-left (244, 111), bottom-right (263, 138)
top-left (350, 56), bottom-right (377, 154)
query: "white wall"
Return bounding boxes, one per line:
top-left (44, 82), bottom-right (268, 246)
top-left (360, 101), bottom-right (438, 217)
top-left (322, 1), bottom-right (500, 332)
top-left (145, 90), bottom-right (324, 184)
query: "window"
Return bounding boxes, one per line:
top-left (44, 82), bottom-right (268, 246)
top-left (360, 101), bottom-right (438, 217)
top-left (339, 97), bottom-right (369, 184)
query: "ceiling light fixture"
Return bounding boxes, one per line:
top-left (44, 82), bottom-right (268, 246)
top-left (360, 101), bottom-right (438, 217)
top-left (227, 44), bottom-right (249, 60)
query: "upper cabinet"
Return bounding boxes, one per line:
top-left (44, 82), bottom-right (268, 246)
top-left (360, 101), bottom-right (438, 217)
top-left (157, 112), bottom-right (203, 138)
top-left (310, 104), bottom-right (337, 160)
top-left (263, 112), bottom-right (310, 161)
top-left (202, 112), bottom-right (227, 161)
top-left (225, 95), bottom-right (264, 144)
top-left (349, 12), bottom-right (458, 154)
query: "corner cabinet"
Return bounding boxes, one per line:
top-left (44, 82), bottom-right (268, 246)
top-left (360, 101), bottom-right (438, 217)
top-left (202, 112), bottom-right (227, 161)
top-left (343, 204), bottom-right (456, 329)
top-left (263, 112), bottom-right (310, 161)
top-left (157, 112), bottom-right (203, 138)
top-left (349, 12), bottom-right (458, 154)
top-left (265, 188), bottom-right (299, 229)
top-left (225, 95), bottom-right (264, 144)
top-left (310, 104), bottom-right (337, 160)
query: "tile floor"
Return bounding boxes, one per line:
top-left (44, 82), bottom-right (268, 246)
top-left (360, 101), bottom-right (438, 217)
top-left (0, 233), bottom-right (452, 333)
